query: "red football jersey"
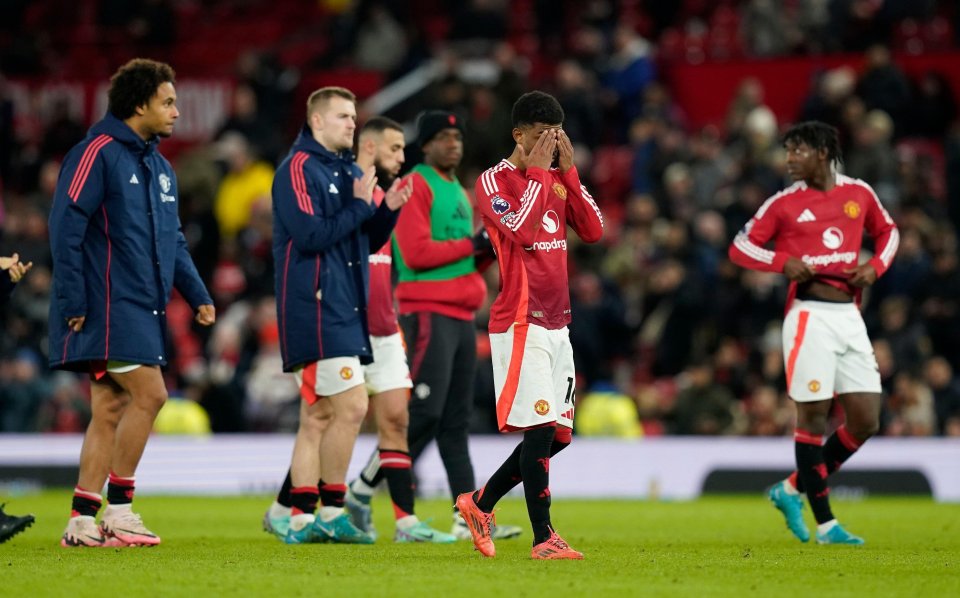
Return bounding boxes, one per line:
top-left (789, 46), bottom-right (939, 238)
top-left (729, 173), bottom-right (899, 306)
top-left (367, 186), bottom-right (398, 337)
top-left (475, 160), bottom-right (603, 333)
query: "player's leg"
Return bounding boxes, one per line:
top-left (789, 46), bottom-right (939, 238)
top-left (62, 375), bottom-right (126, 547)
top-left (284, 392), bottom-right (330, 543)
top-left (435, 316), bottom-right (477, 501)
top-left (529, 329), bottom-right (582, 559)
top-left (769, 303), bottom-right (835, 543)
top-left (313, 377), bottom-right (374, 544)
top-left (401, 312), bottom-right (453, 463)
top-left (98, 365), bottom-right (167, 546)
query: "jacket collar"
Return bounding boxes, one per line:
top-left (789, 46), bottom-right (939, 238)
top-left (90, 113), bottom-right (158, 155)
top-left (292, 124), bottom-right (355, 165)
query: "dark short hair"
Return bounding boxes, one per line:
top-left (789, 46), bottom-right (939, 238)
top-left (108, 59), bottom-right (176, 120)
top-left (783, 121), bottom-right (843, 166)
top-left (512, 91), bottom-right (564, 128)
top-left (360, 116), bottom-right (403, 137)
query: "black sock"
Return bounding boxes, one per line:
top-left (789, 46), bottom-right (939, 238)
top-left (378, 448), bottom-right (415, 518)
top-left (476, 429), bottom-right (571, 514)
top-left (277, 470), bottom-right (293, 508)
top-left (290, 485), bottom-right (319, 516)
top-left (319, 481), bottom-right (347, 509)
top-left (106, 472), bottom-right (134, 506)
top-left (793, 425), bottom-right (863, 493)
top-left (71, 487), bottom-right (102, 518)
top-left (519, 426), bottom-right (557, 545)
top-left (794, 429), bottom-right (834, 524)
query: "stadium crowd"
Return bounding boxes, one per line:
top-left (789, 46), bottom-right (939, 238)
top-left (2, 0), bottom-right (960, 438)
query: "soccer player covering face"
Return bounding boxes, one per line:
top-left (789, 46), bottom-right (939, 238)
top-left (457, 91), bottom-right (603, 559)
top-left (728, 121), bottom-right (899, 545)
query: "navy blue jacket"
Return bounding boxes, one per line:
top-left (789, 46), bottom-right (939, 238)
top-left (48, 114), bottom-right (212, 371)
top-left (273, 126), bottom-right (399, 372)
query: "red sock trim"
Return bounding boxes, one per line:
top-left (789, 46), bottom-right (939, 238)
top-left (836, 425), bottom-right (863, 451)
top-left (74, 486), bottom-right (103, 502)
top-left (379, 451), bottom-right (412, 469)
top-left (392, 502), bottom-right (411, 520)
top-left (787, 472), bottom-right (799, 489)
top-left (291, 485), bottom-right (319, 494)
top-left (108, 471), bottom-right (135, 487)
top-left (320, 483), bottom-right (348, 493)
top-left (794, 429), bottom-right (823, 446)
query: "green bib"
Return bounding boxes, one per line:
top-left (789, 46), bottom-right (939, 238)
top-left (394, 164), bottom-right (475, 282)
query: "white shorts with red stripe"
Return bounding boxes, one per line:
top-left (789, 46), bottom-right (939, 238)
top-left (363, 332), bottom-right (412, 395)
top-left (490, 323), bottom-right (576, 431)
top-left (782, 299), bottom-right (882, 402)
top-left (294, 357), bottom-right (365, 404)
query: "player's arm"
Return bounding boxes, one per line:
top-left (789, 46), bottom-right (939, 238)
top-left (728, 197), bottom-right (799, 275)
top-left (560, 169), bottom-right (604, 243)
top-left (556, 130), bottom-right (603, 243)
top-left (847, 186), bottom-right (900, 287)
top-left (50, 146), bottom-right (110, 322)
top-left (392, 173), bottom-right (473, 270)
top-left (273, 158), bottom-right (375, 254)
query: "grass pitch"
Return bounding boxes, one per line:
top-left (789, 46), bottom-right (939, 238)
top-left (2, 492), bottom-right (958, 597)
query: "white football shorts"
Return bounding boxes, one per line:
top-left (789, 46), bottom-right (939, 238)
top-left (782, 299), bottom-right (882, 402)
top-left (490, 323), bottom-right (576, 432)
top-left (363, 332), bottom-right (412, 395)
top-left (294, 356), bottom-right (364, 404)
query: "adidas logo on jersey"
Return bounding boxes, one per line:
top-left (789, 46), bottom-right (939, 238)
top-left (796, 209), bottom-right (816, 222)
top-left (129, 174), bottom-right (139, 184)
top-left (328, 183), bottom-right (339, 194)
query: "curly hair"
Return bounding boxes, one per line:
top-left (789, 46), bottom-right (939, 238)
top-left (783, 121), bottom-right (843, 167)
top-left (107, 59), bottom-right (176, 120)
top-left (511, 91), bottom-right (565, 128)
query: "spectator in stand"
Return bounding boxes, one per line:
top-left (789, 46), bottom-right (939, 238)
top-left (856, 45), bottom-right (911, 134)
top-left (670, 359), bottom-right (740, 435)
top-left (212, 132), bottom-right (274, 240)
top-left (909, 71), bottom-right (958, 139)
top-left (845, 110), bottom-right (899, 204)
top-left (923, 356), bottom-right (960, 435)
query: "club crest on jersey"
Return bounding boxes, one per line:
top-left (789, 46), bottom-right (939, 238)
top-left (808, 380), bottom-right (821, 393)
top-left (534, 399), bottom-right (550, 416)
top-left (159, 173), bottom-right (171, 193)
top-left (822, 227), bottom-right (844, 250)
top-left (340, 367), bottom-right (354, 380)
top-left (491, 195), bottom-right (510, 214)
top-left (541, 210), bottom-right (560, 234)
top-left (843, 201), bottom-right (861, 219)
top-left (552, 183), bottom-right (567, 200)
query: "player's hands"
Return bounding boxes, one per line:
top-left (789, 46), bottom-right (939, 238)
top-left (471, 227), bottom-right (495, 259)
top-left (783, 257), bottom-right (816, 282)
top-left (354, 166), bottom-right (377, 205)
top-left (557, 129), bottom-right (575, 172)
top-left (195, 304), bottom-right (216, 326)
top-left (520, 128), bottom-right (558, 171)
top-left (384, 178), bottom-right (412, 211)
top-left (844, 263), bottom-right (878, 288)
top-left (67, 316), bottom-right (86, 332)
top-left (0, 253), bottom-right (33, 282)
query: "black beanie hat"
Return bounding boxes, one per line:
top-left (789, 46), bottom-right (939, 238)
top-left (416, 110), bottom-right (465, 147)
